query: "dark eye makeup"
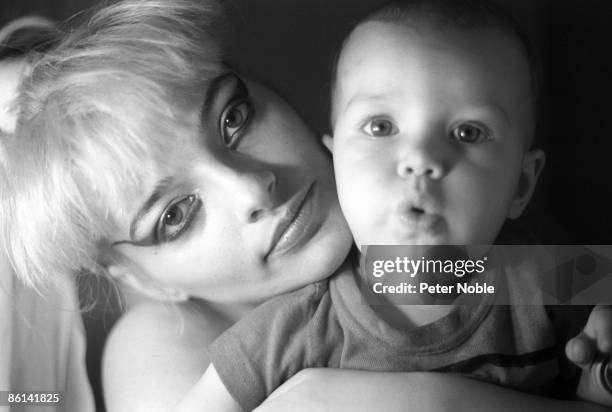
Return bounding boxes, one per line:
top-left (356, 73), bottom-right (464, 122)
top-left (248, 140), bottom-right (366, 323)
top-left (113, 74), bottom-right (256, 248)
top-left (219, 74), bottom-right (255, 149)
top-left (112, 193), bottom-right (203, 248)
top-left (154, 194), bottom-right (202, 243)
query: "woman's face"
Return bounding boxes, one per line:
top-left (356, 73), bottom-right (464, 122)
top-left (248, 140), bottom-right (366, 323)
top-left (111, 73), bottom-right (352, 303)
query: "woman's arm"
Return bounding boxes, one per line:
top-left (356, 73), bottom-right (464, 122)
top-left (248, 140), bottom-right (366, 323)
top-left (102, 301), bottom-right (227, 412)
top-left (256, 368), bottom-right (611, 412)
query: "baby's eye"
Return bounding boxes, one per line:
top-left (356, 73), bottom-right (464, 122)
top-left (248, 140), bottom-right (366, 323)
top-left (450, 123), bottom-right (490, 143)
top-left (156, 194), bottom-right (202, 243)
top-left (220, 98), bottom-right (254, 149)
top-left (362, 118), bottom-right (398, 137)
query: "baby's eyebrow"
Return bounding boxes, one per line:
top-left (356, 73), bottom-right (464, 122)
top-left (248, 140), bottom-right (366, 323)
top-left (464, 102), bottom-right (511, 126)
top-left (342, 91), bottom-right (399, 115)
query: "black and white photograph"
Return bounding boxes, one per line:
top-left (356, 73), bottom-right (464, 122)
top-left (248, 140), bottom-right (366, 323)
top-left (1, 0), bottom-right (612, 411)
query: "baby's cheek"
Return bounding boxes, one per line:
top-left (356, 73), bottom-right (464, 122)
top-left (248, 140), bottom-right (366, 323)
top-left (334, 141), bottom-right (397, 241)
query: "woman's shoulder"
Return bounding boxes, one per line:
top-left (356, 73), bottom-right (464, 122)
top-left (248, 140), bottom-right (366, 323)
top-left (102, 300), bottom-right (229, 411)
top-left (104, 299), bottom-right (224, 357)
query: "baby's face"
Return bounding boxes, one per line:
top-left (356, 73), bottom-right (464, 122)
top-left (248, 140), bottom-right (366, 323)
top-left (331, 21), bottom-right (540, 247)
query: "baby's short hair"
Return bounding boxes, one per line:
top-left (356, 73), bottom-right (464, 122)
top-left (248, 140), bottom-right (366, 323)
top-left (331, 0), bottom-right (541, 131)
top-left (1, 0), bottom-right (224, 286)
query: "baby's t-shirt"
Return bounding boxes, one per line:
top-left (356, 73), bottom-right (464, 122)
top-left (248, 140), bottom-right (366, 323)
top-left (210, 256), bottom-right (587, 411)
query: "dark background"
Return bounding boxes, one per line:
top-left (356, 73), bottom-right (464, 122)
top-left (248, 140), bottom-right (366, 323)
top-left (2, 1), bottom-right (612, 410)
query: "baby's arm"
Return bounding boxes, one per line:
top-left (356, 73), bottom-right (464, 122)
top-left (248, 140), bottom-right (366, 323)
top-left (566, 304), bottom-right (612, 406)
top-left (173, 364), bottom-right (241, 412)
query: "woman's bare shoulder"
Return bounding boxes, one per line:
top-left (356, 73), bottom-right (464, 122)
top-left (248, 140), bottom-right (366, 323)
top-left (102, 300), bottom-right (228, 412)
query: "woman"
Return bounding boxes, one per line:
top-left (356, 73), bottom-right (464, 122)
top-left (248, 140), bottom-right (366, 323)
top-left (2, 1), bottom-right (604, 411)
top-left (4, 1), bottom-right (352, 409)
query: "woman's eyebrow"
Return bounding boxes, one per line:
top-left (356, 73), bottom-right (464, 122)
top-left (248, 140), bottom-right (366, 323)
top-left (201, 73), bottom-right (233, 121)
top-left (129, 176), bottom-right (175, 240)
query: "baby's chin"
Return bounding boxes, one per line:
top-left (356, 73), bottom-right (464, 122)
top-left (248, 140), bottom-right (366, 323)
top-left (355, 232), bottom-right (455, 247)
top-left (357, 230), bottom-right (501, 246)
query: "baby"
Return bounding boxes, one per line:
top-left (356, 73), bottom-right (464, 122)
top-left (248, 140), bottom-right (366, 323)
top-left (176, 0), bottom-right (612, 410)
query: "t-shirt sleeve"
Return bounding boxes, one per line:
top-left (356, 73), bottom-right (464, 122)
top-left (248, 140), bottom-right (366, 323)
top-left (209, 282), bottom-right (327, 411)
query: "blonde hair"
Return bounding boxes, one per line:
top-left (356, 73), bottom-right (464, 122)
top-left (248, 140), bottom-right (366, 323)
top-left (1, 0), bottom-right (225, 287)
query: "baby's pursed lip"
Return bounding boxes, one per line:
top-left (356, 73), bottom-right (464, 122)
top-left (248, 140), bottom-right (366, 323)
top-left (395, 197), bottom-right (444, 232)
top-left (397, 196), bottom-right (438, 215)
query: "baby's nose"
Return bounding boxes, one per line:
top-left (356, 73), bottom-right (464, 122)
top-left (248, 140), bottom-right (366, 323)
top-left (396, 148), bottom-right (445, 179)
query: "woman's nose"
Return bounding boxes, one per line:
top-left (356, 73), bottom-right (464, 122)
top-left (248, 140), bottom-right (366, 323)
top-left (224, 166), bottom-right (277, 223)
top-left (396, 139), bottom-right (447, 180)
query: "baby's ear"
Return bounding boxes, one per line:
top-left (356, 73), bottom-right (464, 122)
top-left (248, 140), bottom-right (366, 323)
top-left (322, 134), bottom-right (334, 153)
top-left (107, 264), bottom-right (188, 302)
top-left (508, 148), bottom-right (546, 219)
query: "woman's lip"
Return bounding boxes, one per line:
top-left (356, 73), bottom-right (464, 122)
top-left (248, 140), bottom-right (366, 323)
top-left (265, 182), bottom-right (317, 259)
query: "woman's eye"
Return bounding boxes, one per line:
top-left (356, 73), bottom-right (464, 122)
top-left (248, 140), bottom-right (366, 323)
top-left (362, 118), bottom-right (398, 137)
top-left (450, 123), bottom-right (489, 143)
top-left (156, 194), bottom-right (202, 243)
top-left (220, 99), bottom-right (254, 149)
